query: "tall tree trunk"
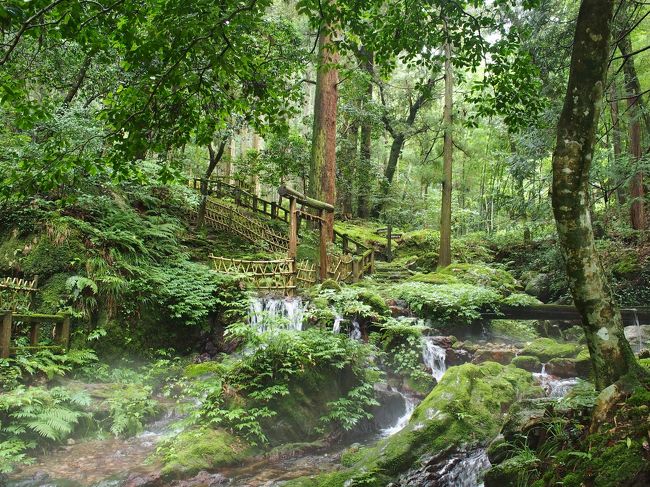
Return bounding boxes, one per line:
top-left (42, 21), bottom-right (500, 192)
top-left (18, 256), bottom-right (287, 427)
top-left (358, 48), bottom-right (374, 218)
top-left (618, 36), bottom-right (646, 229)
top-left (197, 140), bottom-right (227, 229)
top-left (609, 81), bottom-right (626, 206)
top-left (552, 0), bottom-right (643, 390)
top-left (310, 27), bottom-right (339, 269)
top-left (438, 42), bottom-right (453, 269)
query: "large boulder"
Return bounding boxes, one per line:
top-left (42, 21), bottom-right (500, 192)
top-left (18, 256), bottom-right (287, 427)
top-left (524, 273), bottom-right (552, 302)
top-left (286, 362), bottom-right (541, 486)
top-left (521, 338), bottom-right (582, 363)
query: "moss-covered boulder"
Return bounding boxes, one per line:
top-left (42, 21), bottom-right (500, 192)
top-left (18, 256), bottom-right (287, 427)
top-left (159, 427), bottom-right (253, 477)
top-left (287, 362), bottom-right (541, 486)
top-left (484, 453), bottom-right (540, 487)
top-left (438, 263), bottom-right (518, 295)
top-left (521, 338), bottom-right (583, 363)
top-left (511, 355), bottom-right (542, 373)
top-left (407, 272), bottom-right (460, 285)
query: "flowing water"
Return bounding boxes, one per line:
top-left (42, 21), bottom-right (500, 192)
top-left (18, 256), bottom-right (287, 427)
top-left (8, 408), bottom-right (182, 487)
top-left (533, 364), bottom-right (580, 398)
top-left (248, 296), bottom-right (305, 332)
top-left (422, 337), bottom-right (447, 382)
top-left (332, 313), bottom-right (343, 333)
top-left (380, 391), bottom-right (417, 437)
top-left (350, 320), bottom-right (362, 340)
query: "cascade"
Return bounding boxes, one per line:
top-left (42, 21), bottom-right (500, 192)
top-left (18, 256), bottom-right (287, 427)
top-left (381, 391), bottom-right (416, 437)
top-left (422, 337), bottom-right (447, 382)
top-left (350, 319), bottom-right (362, 340)
top-left (249, 296), bottom-right (304, 332)
top-left (332, 313), bottom-right (343, 334)
top-left (533, 363), bottom-right (579, 398)
top-left (437, 449), bottom-right (491, 487)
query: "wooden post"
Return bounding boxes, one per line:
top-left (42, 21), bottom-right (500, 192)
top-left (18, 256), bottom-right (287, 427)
top-left (352, 258), bottom-right (361, 283)
top-left (319, 210), bottom-right (328, 282)
top-left (288, 198), bottom-right (298, 260)
top-left (386, 224), bottom-right (393, 262)
top-left (1, 311), bottom-right (12, 358)
top-left (342, 235), bottom-right (349, 254)
top-left (54, 315), bottom-right (71, 350)
top-left (370, 250), bottom-right (375, 274)
top-left (29, 323), bottom-right (38, 346)
top-left (271, 202), bottom-right (277, 219)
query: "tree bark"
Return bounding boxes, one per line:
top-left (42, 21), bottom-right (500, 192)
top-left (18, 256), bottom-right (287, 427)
top-left (618, 36), bottom-right (646, 229)
top-left (551, 0), bottom-right (642, 390)
top-left (358, 47), bottom-right (374, 218)
top-left (438, 42), bottom-right (453, 269)
top-left (310, 28), bottom-right (339, 245)
top-left (196, 140), bottom-right (227, 229)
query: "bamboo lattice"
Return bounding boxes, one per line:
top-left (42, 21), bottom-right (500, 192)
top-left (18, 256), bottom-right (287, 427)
top-left (0, 276), bottom-right (38, 312)
top-left (204, 197), bottom-right (289, 253)
top-left (210, 256), bottom-right (297, 290)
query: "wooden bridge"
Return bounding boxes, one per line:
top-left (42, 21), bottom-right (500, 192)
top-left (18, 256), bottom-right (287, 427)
top-left (0, 276), bottom-right (71, 358)
top-left (193, 178), bottom-right (375, 291)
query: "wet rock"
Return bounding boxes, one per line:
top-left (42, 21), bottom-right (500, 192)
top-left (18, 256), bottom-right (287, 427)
top-left (397, 448), bottom-right (491, 487)
top-left (471, 346), bottom-right (518, 365)
top-left (510, 355), bottom-right (542, 373)
top-left (546, 356), bottom-right (591, 378)
top-left (371, 383), bottom-right (407, 430)
top-left (387, 299), bottom-right (410, 317)
top-left (123, 472), bottom-right (165, 487)
top-left (172, 470), bottom-right (228, 487)
top-left (521, 337), bottom-right (582, 362)
top-left (446, 347), bottom-right (472, 366)
top-left (500, 398), bottom-right (557, 451)
top-left (624, 324), bottom-right (650, 351)
top-left (524, 273), bottom-right (552, 302)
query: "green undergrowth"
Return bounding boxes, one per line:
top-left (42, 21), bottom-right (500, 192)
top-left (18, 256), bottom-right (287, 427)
top-left (286, 362), bottom-right (541, 486)
top-left (0, 177), bottom-right (249, 356)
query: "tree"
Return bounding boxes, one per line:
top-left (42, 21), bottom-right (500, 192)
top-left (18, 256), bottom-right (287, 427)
top-left (309, 26), bottom-right (339, 245)
top-left (438, 41), bottom-right (453, 269)
top-left (551, 0), bottom-right (644, 389)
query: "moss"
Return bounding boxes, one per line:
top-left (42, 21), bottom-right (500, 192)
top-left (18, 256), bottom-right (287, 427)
top-left (483, 453), bottom-right (540, 487)
top-left (627, 387), bottom-right (650, 407)
top-left (336, 363), bottom-right (539, 483)
top-left (511, 355), bottom-right (542, 373)
top-left (521, 338), bottom-right (583, 362)
top-left (407, 272), bottom-right (460, 285)
top-left (20, 235), bottom-right (86, 277)
top-left (320, 279), bottom-right (342, 291)
top-left (0, 234), bottom-right (30, 274)
top-left (159, 427), bottom-right (252, 476)
top-left (333, 221), bottom-right (388, 247)
top-left (501, 293), bottom-right (543, 306)
top-left (438, 263), bottom-right (517, 295)
top-left (639, 358), bottom-right (650, 371)
top-left (356, 289), bottom-right (389, 317)
top-left (492, 320), bottom-right (539, 341)
top-left (34, 273), bottom-right (72, 314)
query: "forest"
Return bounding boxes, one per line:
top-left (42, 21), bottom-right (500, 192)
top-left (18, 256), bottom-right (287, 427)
top-left (0, 0), bottom-right (649, 486)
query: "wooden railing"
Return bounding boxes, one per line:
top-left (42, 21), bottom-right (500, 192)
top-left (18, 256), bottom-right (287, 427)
top-left (193, 178), bottom-right (291, 223)
top-left (203, 197), bottom-right (289, 253)
top-left (0, 276), bottom-right (71, 358)
top-left (193, 178), bottom-right (371, 257)
top-left (211, 256), bottom-right (298, 291)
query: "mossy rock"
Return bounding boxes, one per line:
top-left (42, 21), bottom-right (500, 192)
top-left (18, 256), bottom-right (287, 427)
top-left (33, 273), bottom-right (72, 314)
top-left (20, 235), bottom-right (87, 276)
top-left (521, 338), bottom-right (582, 362)
top-left (184, 361), bottom-right (225, 378)
top-left (159, 427), bottom-right (253, 476)
top-left (296, 362), bottom-right (541, 486)
top-left (483, 453), bottom-right (540, 487)
top-left (320, 279), bottom-right (342, 292)
top-left (356, 289), bottom-right (390, 317)
top-left (438, 263), bottom-right (517, 295)
top-left (407, 272), bottom-right (460, 285)
top-left (511, 355), bottom-right (542, 373)
top-left (546, 355), bottom-right (592, 379)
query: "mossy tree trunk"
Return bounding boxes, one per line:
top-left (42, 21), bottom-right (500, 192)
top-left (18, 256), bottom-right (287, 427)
top-left (309, 28), bottom-right (339, 244)
top-left (552, 0), bottom-right (643, 390)
top-left (438, 41), bottom-right (453, 269)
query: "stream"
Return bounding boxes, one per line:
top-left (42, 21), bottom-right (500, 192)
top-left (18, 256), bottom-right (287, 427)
top-left (8, 296), bottom-right (583, 487)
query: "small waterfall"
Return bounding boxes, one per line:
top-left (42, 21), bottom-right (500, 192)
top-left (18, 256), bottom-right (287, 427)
top-left (632, 309), bottom-right (642, 354)
top-left (533, 364), bottom-right (579, 398)
top-left (249, 296), bottom-right (304, 332)
top-left (350, 319), bottom-right (362, 340)
top-left (437, 449), bottom-right (491, 487)
top-left (333, 313), bottom-right (343, 334)
top-left (381, 392), bottom-right (416, 437)
top-left (423, 337), bottom-right (447, 382)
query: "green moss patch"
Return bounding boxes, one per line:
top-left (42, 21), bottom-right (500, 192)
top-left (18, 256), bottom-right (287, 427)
top-left (438, 264), bottom-right (517, 295)
top-left (159, 427), bottom-right (253, 476)
top-left (521, 338), bottom-right (583, 362)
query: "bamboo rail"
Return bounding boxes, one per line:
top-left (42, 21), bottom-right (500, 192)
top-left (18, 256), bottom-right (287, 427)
top-left (0, 276), bottom-right (71, 357)
top-left (203, 197), bottom-right (289, 253)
